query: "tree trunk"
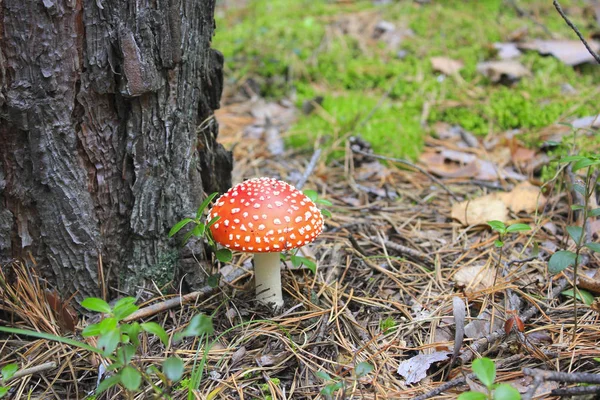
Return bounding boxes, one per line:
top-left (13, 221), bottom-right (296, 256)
top-left (0, 0), bottom-right (232, 300)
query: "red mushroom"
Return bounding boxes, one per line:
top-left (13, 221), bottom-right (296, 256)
top-left (207, 178), bottom-right (324, 308)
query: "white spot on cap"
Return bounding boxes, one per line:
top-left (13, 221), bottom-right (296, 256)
top-left (273, 244), bottom-right (280, 249)
top-left (224, 220), bottom-right (230, 227)
top-left (214, 223), bottom-right (220, 229)
top-left (253, 215), bottom-right (259, 220)
top-left (253, 203), bottom-right (260, 208)
top-left (262, 214), bottom-right (267, 219)
top-left (243, 212), bottom-right (248, 218)
top-left (245, 236), bottom-right (250, 243)
top-left (290, 233), bottom-right (296, 240)
top-left (295, 216), bottom-right (303, 223)
top-left (236, 235), bottom-right (241, 240)
top-left (284, 216), bottom-right (291, 222)
top-left (304, 211), bottom-right (312, 221)
top-left (275, 201), bottom-right (283, 207)
top-left (240, 224), bottom-right (247, 232)
top-left (274, 218), bottom-right (282, 225)
top-left (256, 237), bottom-right (261, 243)
top-left (229, 234), bottom-right (233, 240)
top-left (258, 224), bottom-right (266, 230)
top-left (231, 208), bottom-right (240, 214)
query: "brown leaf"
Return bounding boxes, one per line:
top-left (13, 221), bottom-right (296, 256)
top-left (518, 39), bottom-right (600, 66)
top-left (477, 60), bottom-right (530, 83)
top-left (45, 289), bottom-right (78, 333)
top-left (454, 264), bottom-right (497, 292)
top-left (431, 57), bottom-right (463, 75)
top-left (451, 197), bottom-right (508, 226)
top-left (492, 181), bottom-right (547, 214)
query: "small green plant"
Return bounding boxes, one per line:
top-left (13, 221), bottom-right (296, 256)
top-left (303, 189), bottom-right (333, 218)
top-left (316, 361), bottom-right (374, 397)
top-left (380, 317), bottom-right (397, 333)
top-left (169, 192), bottom-right (233, 264)
top-left (0, 363), bottom-right (18, 398)
top-left (80, 297), bottom-right (213, 397)
top-left (487, 221), bottom-right (532, 249)
top-left (548, 154), bottom-right (600, 338)
top-left (458, 358), bottom-right (521, 400)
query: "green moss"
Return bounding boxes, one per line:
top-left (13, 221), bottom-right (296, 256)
top-left (214, 0), bottom-right (600, 160)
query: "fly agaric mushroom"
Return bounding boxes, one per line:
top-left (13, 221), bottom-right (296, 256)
top-left (207, 178), bottom-right (324, 308)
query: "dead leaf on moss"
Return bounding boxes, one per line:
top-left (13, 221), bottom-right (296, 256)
top-left (454, 264), bottom-right (497, 292)
top-left (493, 42), bottom-right (522, 59)
top-left (431, 57), bottom-right (463, 75)
top-left (518, 39), bottom-right (600, 66)
top-left (477, 60), bottom-right (530, 83)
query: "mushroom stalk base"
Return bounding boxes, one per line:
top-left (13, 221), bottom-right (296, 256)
top-left (254, 252), bottom-right (284, 308)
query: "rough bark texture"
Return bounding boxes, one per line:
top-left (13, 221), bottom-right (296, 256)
top-left (0, 0), bottom-right (232, 299)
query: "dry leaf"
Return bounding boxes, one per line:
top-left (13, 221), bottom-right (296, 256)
top-left (493, 42), bottom-right (522, 59)
top-left (464, 309), bottom-right (503, 339)
top-left (477, 60), bottom-right (530, 83)
top-left (431, 57), bottom-right (463, 75)
top-left (454, 264), bottom-right (497, 292)
top-left (518, 39), bottom-right (600, 66)
top-left (492, 181), bottom-right (546, 214)
top-left (451, 297), bottom-right (466, 364)
top-left (397, 351), bottom-right (450, 384)
top-left (451, 197), bottom-right (508, 226)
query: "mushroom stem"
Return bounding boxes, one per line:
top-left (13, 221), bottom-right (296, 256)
top-left (253, 252), bottom-right (284, 308)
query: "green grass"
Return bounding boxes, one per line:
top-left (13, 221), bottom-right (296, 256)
top-left (214, 0), bottom-right (600, 160)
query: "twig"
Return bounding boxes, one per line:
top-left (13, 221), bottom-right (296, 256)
top-left (523, 368), bottom-right (600, 384)
top-left (4, 362), bottom-right (57, 383)
top-left (123, 266), bottom-right (250, 322)
top-left (352, 149), bottom-right (460, 201)
top-left (553, 0), bottom-right (600, 64)
top-left (507, 256), bottom-right (537, 267)
top-left (369, 236), bottom-right (434, 263)
top-left (295, 149), bottom-right (322, 190)
top-left (414, 354), bottom-right (524, 400)
top-left (551, 385), bottom-right (600, 396)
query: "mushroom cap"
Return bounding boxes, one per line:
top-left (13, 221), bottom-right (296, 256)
top-left (207, 178), bottom-right (324, 253)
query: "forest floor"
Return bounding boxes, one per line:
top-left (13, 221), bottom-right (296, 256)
top-left (2, 0), bottom-right (600, 399)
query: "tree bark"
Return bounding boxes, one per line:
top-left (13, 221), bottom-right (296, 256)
top-left (0, 0), bottom-right (232, 299)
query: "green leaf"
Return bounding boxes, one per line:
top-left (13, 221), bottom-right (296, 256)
top-left (562, 288), bottom-right (595, 306)
top-left (571, 205), bottom-right (585, 211)
top-left (113, 302), bottom-right (139, 322)
top-left (506, 224), bottom-right (531, 233)
top-left (472, 358), bottom-right (496, 388)
top-left (206, 216), bottom-right (220, 228)
top-left (585, 242), bottom-right (600, 253)
top-left (0, 387), bottom-right (8, 398)
top-left (487, 221), bottom-right (506, 233)
top-left (196, 192), bottom-right (220, 219)
top-left (293, 256), bottom-right (316, 273)
top-left (1, 364), bottom-right (18, 380)
top-left (177, 314), bottom-right (214, 340)
top-left (81, 297), bottom-right (112, 314)
top-left (494, 383), bottom-right (521, 400)
top-left (558, 155), bottom-right (585, 163)
top-left (141, 322), bottom-right (169, 347)
top-left (98, 328), bottom-right (121, 356)
top-left (574, 184), bottom-right (586, 196)
top-left (572, 158), bottom-right (600, 172)
top-left (457, 392), bottom-right (488, 400)
top-left (321, 209), bottom-right (332, 218)
top-left (548, 250), bottom-right (577, 275)
top-left (120, 323), bottom-right (141, 346)
top-left (96, 374), bottom-right (120, 394)
top-left (116, 344), bottom-right (136, 365)
top-left (321, 381), bottom-right (343, 395)
top-left (162, 357), bottom-right (184, 382)
top-left (494, 240), bottom-right (504, 248)
top-left (566, 226), bottom-right (583, 244)
top-left (590, 208), bottom-right (600, 217)
top-left (83, 317), bottom-right (118, 337)
top-left (207, 273), bottom-right (221, 288)
top-left (315, 371), bottom-right (331, 381)
top-left (355, 362), bottom-right (374, 378)
top-left (192, 223), bottom-right (206, 238)
top-left (120, 366), bottom-right (142, 391)
top-left (303, 190), bottom-right (318, 202)
top-left (169, 218), bottom-right (194, 237)
top-left (215, 248), bottom-right (233, 263)
top-left (315, 198), bottom-right (332, 206)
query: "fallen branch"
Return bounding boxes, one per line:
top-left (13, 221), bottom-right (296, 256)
top-left (123, 266), bottom-right (250, 322)
top-left (5, 362), bottom-right (57, 383)
top-left (295, 148), bottom-right (322, 190)
top-left (551, 385), bottom-right (600, 396)
top-left (523, 368), bottom-right (600, 384)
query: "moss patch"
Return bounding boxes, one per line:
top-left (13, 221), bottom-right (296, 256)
top-left (214, 0), bottom-right (600, 159)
